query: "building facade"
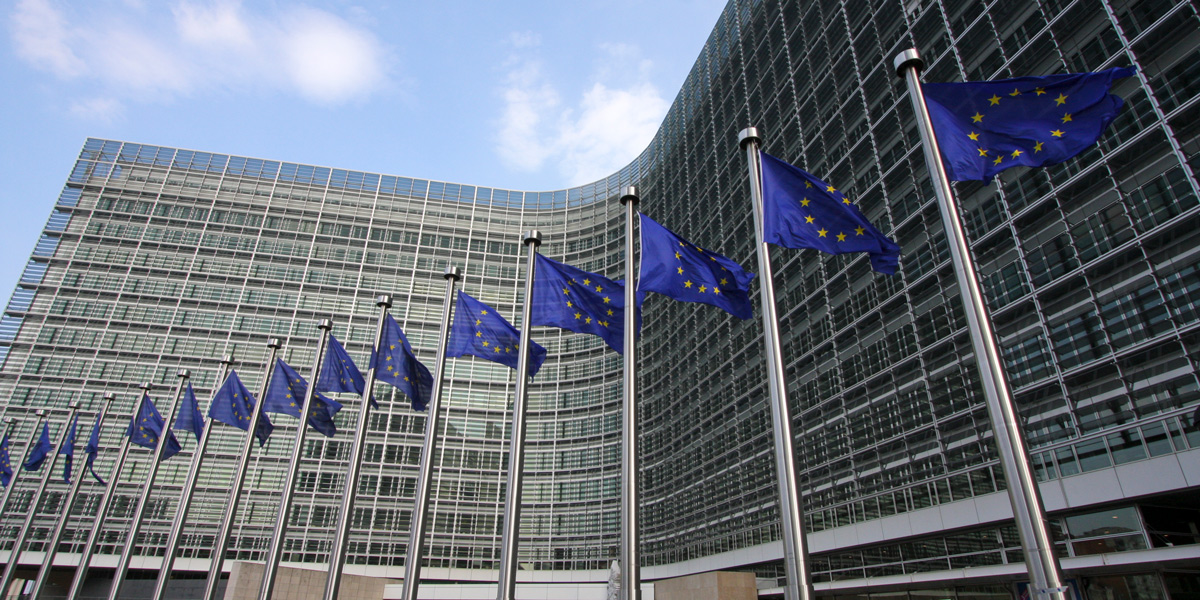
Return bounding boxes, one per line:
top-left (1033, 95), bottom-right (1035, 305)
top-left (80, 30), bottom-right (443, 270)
top-left (2, 0), bottom-right (1200, 598)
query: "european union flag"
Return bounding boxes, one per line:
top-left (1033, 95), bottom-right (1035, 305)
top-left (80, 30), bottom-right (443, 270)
top-left (262, 358), bottom-right (343, 438)
top-left (371, 314), bottom-right (434, 411)
top-left (761, 152), bottom-right (901, 275)
top-left (637, 214), bottom-right (756, 319)
top-left (447, 291), bottom-right (547, 376)
top-left (317, 335), bottom-right (366, 396)
top-left (531, 255), bottom-right (631, 354)
top-left (923, 67), bottom-right (1135, 181)
top-left (126, 394), bottom-right (182, 461)
top-left (84, 417), bottom-right (104, 484)
top-left (23, 422), bottom-right (53, 471)
top-left (208, 370), bottom-right (274, 447)
top-left (59, 415), bottom-right (77, 483)
top-left (0, 435), bottom-right (12, 487)
top-left (174, 382), bottom-right (204, 444)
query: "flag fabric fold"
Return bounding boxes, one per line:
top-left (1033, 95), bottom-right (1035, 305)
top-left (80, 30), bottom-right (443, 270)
top-left (760, 152), bottom-right (901, 275)
top-left (174, 382), bottom-right (205, 444)
top-left (923, 67), bottom-right (1136, 181)
top-left (447, 291), bottom-right (547, 376)
top-left (126, 394), bottom-right (182, 461)
top-left (23, 422), bottom-right (53, 471)
top-left (59, 415), bottom-right (78, 483)
top-left (263, 359), bottom-right (343, 438)
top-left (530, 255), bottom-right (631, 354)
top-left (317, 335), bottom-right (366, 396)
top-left (371, 314), bottom-right (434, 411)
top-left (208, 370), bottom-right (274, 447)
top-left (84, 417), bottom-right (104, 484)
top-left (0, 435), bottom-right (13, 487)
top-left (637, 214), bottom-right (756, 319)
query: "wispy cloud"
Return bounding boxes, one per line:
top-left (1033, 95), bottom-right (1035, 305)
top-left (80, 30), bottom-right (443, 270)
top-left (495, 40), bottom-right (669, 187)
top-left (7, 0), bottom-right (392, 117)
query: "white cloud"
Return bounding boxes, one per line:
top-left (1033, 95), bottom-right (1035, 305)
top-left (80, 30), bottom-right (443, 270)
top-left (69, 97), bottom-right (123, 122)
top-left (278, 8), bottom-right (386, 105)
top-left (7, 0), bottom-right (392, 116)
top-left (495, 41), bottom-right (669, 186)
top-left (11, 0), bottom-right (83, 77)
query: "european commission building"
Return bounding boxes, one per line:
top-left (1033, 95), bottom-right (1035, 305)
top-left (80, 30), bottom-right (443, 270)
top-left (3, 0), bottom-right (1200, 598)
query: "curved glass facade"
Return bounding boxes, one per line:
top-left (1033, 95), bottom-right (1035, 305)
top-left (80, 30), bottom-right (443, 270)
top-left (1, 0), bottom-right (1200, 592)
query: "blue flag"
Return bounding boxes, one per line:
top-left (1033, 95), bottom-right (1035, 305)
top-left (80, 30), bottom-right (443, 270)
top-left (208, 370), bottom-right (274, 447)
top-left (173, 382), bottom-right (204, 444)
top-left (125, 394), bottom-right (182, 461)
top-left (531, 254), bottom-right (632, 354)
top-left (317, 335), bottom-right (367, 398)
top-left (262, 358), bottom-right (343, 438)
top-left (0, 435), bottom-right (13, 487)
top-left (84, 416), bottom-right (104, 485)
top-left (637, 214), bottom-right (756, 319)
top-left (371, 314), bottom-right (434, 411)
top-left (761, 152), bottom-right (901, 275)
top-left (23, 422), bottom-right (53, 471)
top-left (923, 67), bottom-right (1135, 181)
top-left (447, 291), bottom-right (547, 376)
top-left (59, 415), bottom-right (78, 483)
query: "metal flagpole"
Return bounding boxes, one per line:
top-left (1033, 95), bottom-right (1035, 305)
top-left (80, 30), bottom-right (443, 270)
top-left (107, 370), bottom-right (192, 600)
top-left (67, 392), bottom-right (133, 600)
top-left (258, 319), bottom-right (334, 600)
top-left (31, 395), bottom-right (114, 599)
top-left (0, 402), bottom-right (81, 596)
top-left (496, 230), bottom-right (541, 600)
top-left (739, 128), bottom-right (814, 600)
top-left (324, 294), bottom-right (397, 599)
top-left (893, 48), bottom-right (1068, 600)
top-left (203, 340), bottom-right (282, 600)
top-left (618, 187), bottom-right (641, 600)
top-left (399, 266), bottom-right (461, 600)
top-left (152, 355), bottom-right (236, 600)
top-left (0, 414), bottom-right (37, 519)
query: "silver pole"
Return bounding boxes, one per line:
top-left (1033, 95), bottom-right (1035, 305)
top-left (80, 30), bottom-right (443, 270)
top-left (31, 395), bottom-right (114, 599)
top-left (893, 49), bottom-right (1068, 600)
top-left (203, 340), bottom-right (282, 600)
top-left (152, 356), bottom-right (236, 600)
top-left (324, 295), bottom-right (395, 600)
top-left (495, 230), bottom-right (542, 600)
top-left (618, 188), bottom-right (641, 600)
top-left (0, 402), bottom-right (80, 596)
top-left (399, 267), bottom-right (461, 600)
top-left (107, 371), bottom-right (192, 600)
top-left (258, 319), bottom-right (334, 600)
top-left (67, 392), bottom-right (134, 600)
top-left (739, 128), bottom-right (814, 600)
top-left (0, 415), bottom-right (34, 520)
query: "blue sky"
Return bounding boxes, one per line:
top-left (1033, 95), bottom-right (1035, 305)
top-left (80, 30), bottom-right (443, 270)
top-left (0, 0), bottom-right (727, 299)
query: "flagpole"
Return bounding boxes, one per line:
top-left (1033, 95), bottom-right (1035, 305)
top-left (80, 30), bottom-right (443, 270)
top-left (203, 340), bottom-right (282, 600)
top-left (31, 395), bottom-right (114, 599)
top-left (398, 266), bottom-right (461, 600)
top-left (325, 294), bottom-right (396, 599)
top-left (152, 355), bottom-right (236, 600)
top-left (0, 414), bottom-right (38, 519)
top-left (894, 48), bottom-right (1068, 600)
top-left (0, 402), bottom-right (80, 596)
top-left (258, 319), bottom-right (334, 600)
top-left (107, 372), bottom-right (191, 600)
top-left (618, 188), bottom-right (641, 600)
top-left (67, 392), bottom-right (132, 600)
top-left (739, 128), bottom-right (814, 600)
top-left (496, 230), bottom-right (541, 600)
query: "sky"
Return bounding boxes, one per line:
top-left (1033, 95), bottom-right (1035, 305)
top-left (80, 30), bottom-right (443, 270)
top-left (0, 0), bottom-right (728, 300)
